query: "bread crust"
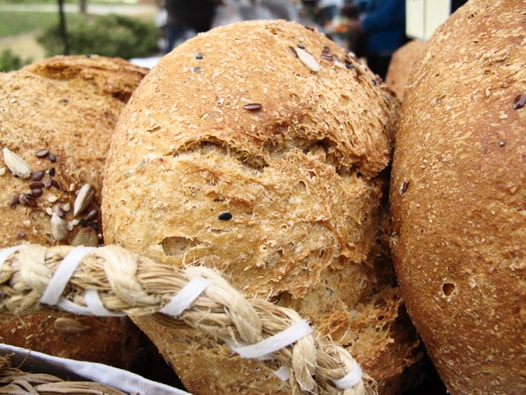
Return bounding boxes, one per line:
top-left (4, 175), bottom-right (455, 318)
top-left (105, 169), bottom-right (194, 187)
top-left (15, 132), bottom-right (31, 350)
top-left (103, 20), bottom-right (422, 394)
top-left (385, 40), bottom-right (424, 101)
top-left (390, 1), bottom-right (526, 394)
top-left (0, 55), bottom-right (147, 247)
top-left (0, 55), bottom-right (149, 367)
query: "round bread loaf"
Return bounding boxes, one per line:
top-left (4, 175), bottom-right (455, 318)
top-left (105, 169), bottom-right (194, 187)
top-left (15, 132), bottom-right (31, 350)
top-left (102, 20), bottom-right (423, 394)
top-left (385, 40), bottom-right (424, 101)
top-left (0, 55), bottom-right (151, 368)
top-left (390, 1), bottom-right (526, 394)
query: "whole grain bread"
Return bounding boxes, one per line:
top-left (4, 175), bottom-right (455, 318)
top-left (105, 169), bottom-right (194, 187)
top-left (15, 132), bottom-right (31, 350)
top-left (385, 40), bottom-right (424, 101)
top-left (0, 55), bottom-right (150, 368)
top-left (389, 1), bottom-right (526, 394)
top-left (102, 20), bottom-right (422, 394)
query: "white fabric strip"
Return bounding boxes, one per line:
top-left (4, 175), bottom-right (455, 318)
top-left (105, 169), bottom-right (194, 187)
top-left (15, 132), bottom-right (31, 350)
top-left (231, 320), bottom-right (313, 359)
top-left (57, 296), bottom-right (93, 315)
top-left (332, 361), bottom-right (363, 389)
top-left (274, 365), bottom-right (291, 381)
top-left (0, 245), bottom-right (21, 272)
top-left (40, 246), bottom-right (95, 306)
top-left (159, 276), bottom-right (212, 317)
top-left (84, 289), bottom-right (126, 317)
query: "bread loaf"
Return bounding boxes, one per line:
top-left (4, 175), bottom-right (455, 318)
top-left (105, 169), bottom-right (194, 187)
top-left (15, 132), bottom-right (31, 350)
top-left (385, 40), bottom-right (424, 101)
top-left (102, 20), bottom-right (423, 394)
top-left (0, 55), bottom-right (150, 368)
top-left (390, 1), bottom-right (526, 394)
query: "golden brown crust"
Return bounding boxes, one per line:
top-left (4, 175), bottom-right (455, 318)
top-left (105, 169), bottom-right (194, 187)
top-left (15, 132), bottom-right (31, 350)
top-left (0, 54), bottom-right (148, 247)
top-left (385, 40), bottom-right (424, 101)
top-left (0, 314), bottom-right (151, 369)
top-left (103, 20), bottom-right (422, 393)
top-left (390, 1), bottom-right (526, 394)
top-left (0, 55), bottom-right (149, 367)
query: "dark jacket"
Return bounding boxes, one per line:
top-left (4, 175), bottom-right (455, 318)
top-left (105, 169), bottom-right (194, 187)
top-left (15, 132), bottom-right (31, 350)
top-left (358, 0), bottom-right (406, 56)
top-left (165, 0), bottom-right (217, 33)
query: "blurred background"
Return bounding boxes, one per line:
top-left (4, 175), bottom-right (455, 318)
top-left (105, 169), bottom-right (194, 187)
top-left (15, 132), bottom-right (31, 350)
top-left (0, 0), bottom-right (319, 71)
top-left (0, 0), bottom-right (162, 70)
top-left (0, 0), bottom-right (395, 71)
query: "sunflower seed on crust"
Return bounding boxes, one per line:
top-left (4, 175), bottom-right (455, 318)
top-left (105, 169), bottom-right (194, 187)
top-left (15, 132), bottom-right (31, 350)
top-left (295, 47), bottom-right (320, 72)
top-left (51, 212), bottom-right (68, 241)
top-left (53, 317), bottom-right (91, 333)
top-left (2, 148), bottom-right (32, 179)
top-left (73, 184), bottom-right (95, 216)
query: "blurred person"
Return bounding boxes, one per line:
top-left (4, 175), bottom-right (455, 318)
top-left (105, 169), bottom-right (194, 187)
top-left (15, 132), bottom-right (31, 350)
top-left (164, 0), bottom-right (221, 53)
top-left (300, 0), bottom-right (343, 27)
top-left (316, 0), bottom-right (344, 27)
top-left (255, 0), bottom-right (299, 21)
top-left (213, 0), bottom-right (298, 27)
top-left (342, 0), bottom-right (406, 80)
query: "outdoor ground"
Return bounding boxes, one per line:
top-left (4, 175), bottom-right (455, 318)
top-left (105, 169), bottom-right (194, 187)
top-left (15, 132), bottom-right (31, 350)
top-left (0, 32), bottom-right (45, 61)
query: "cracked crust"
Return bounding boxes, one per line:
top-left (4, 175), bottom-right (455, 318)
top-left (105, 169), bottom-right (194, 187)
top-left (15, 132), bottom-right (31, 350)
top-left (103, 20), bottom-right (422, 394)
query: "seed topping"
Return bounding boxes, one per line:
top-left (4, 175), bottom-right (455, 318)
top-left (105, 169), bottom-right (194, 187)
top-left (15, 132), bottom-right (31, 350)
top-left (2, 148), bottom-right (32, 179)
top-left (29, 181), bottom-right (44, 190)
top-left (53, 317), bottom-right (91, 333)
top-left (513, 94), bottom-right (526, 110)
top-left (287, 46), bottom-right (298, 58)
top-left (51, 212), bottom-right (68, 241)
top-left (55, 206), bottom-right (66, 218)
top-left (400, 180), bottom-right (409, 195)
top-left (8, 193), bottom-right (19, 208)
top-left (86, 209), bottom-right (98, 222)
top-left (36, 148), bottom-right (50, 158)
top-left (5, 146), bottom-right (101, 244)
top-left (43, 177), bottom-right (53, 188)
top-left (74, 184), bottom-right (95, 216)
top-left (218, 212), bottom-right (232, 221)
top-left (31, 170), bottom-right (46, 181)
top-left (19, 193), bottom-right (37, 207)
top-left (71, 228), bottom-right (99, 247)
top-left (296, 47), bottom-right (320, 72)
top-left (243, 103), bottom-right (262, 111)
top-left (28, 188), bottom-right (43, 198)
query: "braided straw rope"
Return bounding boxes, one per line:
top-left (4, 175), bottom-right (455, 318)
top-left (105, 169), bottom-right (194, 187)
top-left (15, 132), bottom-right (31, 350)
top-left (0, 244), bottom-right (377, 395)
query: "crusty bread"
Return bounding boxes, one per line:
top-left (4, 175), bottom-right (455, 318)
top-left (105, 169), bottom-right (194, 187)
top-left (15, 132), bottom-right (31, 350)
top-left (389, 1), bottom-right (526, 394)
top-left (0, 54), bottom-right (147, 247)
top-left (102, 20), bottom-right (423, 394)
top-left (385, 40), bottom-right (424, 101)
top-left (0, 55), bottom-right (150, 368)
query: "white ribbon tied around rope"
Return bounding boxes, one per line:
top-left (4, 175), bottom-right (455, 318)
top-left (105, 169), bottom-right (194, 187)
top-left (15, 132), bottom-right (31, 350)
top-left (0, 245), bottom-right (363, 390)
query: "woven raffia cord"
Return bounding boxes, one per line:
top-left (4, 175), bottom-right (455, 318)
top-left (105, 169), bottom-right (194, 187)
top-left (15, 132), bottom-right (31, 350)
top-left (0, 244), bottom-right (377, 395)
top-left (0, 354), bottom-right (130, 395)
